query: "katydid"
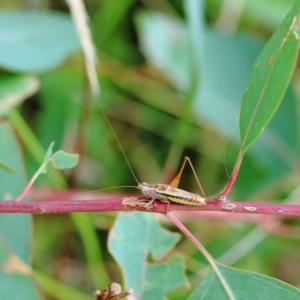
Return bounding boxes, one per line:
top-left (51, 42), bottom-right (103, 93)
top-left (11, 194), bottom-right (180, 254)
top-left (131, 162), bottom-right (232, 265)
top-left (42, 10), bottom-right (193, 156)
top-left (137, 156), bottom-right (206, 209)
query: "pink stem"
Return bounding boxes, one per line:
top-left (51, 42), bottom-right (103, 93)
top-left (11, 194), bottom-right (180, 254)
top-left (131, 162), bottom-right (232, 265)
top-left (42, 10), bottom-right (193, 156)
top-left (14, 163), bottom-right (46, 202)
top-left (0, 196), bottom-right (299, 216)
top-left (14, 177), bottom-right (35, 202)
top-left (219, 152), bottom-right (243, 199)
top-left (167, 213), bottom-right (209, 255)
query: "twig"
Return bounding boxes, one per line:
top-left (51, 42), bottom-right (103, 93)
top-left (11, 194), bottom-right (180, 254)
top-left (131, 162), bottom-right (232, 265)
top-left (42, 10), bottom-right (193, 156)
top-left (1, 196), bottom-right (300, 216)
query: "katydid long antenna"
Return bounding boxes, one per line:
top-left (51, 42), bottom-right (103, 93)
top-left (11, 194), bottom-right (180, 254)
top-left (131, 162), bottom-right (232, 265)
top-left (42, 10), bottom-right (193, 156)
top-left (94, 98), bottom-right (140, 185)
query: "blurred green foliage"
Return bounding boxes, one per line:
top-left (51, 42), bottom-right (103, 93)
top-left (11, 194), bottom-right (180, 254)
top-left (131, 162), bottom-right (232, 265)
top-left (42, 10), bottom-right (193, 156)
top-left (0, 0), bottom-right (300, 299)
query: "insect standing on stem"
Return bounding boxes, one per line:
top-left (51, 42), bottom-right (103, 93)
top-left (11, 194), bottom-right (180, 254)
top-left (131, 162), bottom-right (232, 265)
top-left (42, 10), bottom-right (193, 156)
top-left (137, 156), bottom-right (207, 210)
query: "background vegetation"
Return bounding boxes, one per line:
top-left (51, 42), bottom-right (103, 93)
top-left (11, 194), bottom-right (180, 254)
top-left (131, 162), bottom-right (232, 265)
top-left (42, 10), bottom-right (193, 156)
top-left (0, 0), bottom-right (300, 299)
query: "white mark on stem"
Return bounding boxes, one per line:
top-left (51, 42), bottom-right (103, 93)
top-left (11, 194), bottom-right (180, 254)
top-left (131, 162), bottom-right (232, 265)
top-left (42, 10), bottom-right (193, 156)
top-left (222, 203), bottom-right (236, 210)
top-left (219, 195), bottom-right (227, 201)
top-left (244, 206), bottom-right (257, 212)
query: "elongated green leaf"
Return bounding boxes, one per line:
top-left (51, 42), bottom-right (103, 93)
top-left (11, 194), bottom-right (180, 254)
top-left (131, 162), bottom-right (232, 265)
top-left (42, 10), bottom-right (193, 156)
top-left (108, 212), bottom-right (185, 300)
top-left (0, 11), bottom-right (80, 72)
top-left (239, 2), bottom-right (300, 153)
top-left (0, 122), bottom-right (40, 299)
top-left (188, 262), bottom-right (300, 300)
top-left (0, 75), bottom-right (39, 117)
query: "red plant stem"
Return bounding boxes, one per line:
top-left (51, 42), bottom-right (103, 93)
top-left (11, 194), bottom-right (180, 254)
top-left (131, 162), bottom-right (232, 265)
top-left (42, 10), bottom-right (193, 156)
top-left (14, 177), bottom-right (35, 202)
top-left (0, 197), bottom-right (300, 216)
top-left (219, 152), bottom-right (243, 199)
top-left (167, 213), bottom-right (210, 256)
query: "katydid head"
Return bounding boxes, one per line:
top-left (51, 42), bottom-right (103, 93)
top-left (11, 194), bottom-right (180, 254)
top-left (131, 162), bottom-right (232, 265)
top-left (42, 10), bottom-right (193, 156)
top-left (138, 182), bottom-right (156, 199)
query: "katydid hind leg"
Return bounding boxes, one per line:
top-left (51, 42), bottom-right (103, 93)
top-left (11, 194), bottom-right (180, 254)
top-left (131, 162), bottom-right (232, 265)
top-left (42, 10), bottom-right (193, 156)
top-left (169, 157), bottom-right (189, 188)
top-left (169, 156), bottom-right (206, 199)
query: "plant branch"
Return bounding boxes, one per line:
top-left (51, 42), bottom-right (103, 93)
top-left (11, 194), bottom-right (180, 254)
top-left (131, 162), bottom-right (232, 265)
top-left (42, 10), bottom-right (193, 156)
top-left (219, 151), bottom-right (243, 199)
top-left (1, 196), bottom-right (300, 216)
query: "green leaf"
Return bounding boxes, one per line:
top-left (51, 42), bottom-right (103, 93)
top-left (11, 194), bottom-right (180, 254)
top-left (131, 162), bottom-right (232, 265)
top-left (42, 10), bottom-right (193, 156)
top-left (0, 10), bottom-right (80, 72)
top-left (188, 263), bottom-right (300, 300)
top-left (51, 151), bottom-right (79, 169)
top-left (0, 122), bottom-right (40, 299)
top-left (239, 2), bottom-right (300, 153)
top-left (0, 75), bottom-right (40, 117)
top-left (108, 212), bottom-right (185, 299)
top-left (141, 256), bottom-right (186, 300)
